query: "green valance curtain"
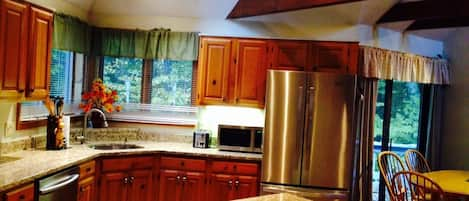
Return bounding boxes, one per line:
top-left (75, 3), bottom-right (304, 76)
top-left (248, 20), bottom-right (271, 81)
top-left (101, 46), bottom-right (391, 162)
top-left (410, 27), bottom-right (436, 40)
top-left (91, 28), bottom-right (199, 61)
top-left (53, 14), bottom-right (90, 54)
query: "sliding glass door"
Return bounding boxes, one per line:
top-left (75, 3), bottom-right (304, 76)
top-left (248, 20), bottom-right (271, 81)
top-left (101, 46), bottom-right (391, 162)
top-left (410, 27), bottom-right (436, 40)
top-left (372, 80), bottom-right (424, 201)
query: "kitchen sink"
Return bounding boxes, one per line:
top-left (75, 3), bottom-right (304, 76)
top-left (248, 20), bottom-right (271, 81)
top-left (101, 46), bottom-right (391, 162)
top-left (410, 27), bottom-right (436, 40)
top-left (88, 143), bottom-right (144, 150)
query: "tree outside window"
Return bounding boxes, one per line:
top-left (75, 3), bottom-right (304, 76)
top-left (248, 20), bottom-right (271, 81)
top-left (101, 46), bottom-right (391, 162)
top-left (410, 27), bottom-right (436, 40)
top-left (103, 57), bottom-right (143, 103)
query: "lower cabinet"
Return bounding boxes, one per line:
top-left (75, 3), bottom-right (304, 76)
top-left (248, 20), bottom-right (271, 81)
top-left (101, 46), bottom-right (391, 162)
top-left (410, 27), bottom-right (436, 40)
top-left (78, 176), bottom-right (95, 201)
top-left (4, 184), bottom-right (34, 201)
top-left (208, 174), bottom-right (257, 201)
top-left (159, 169), bottom-right (206, 201)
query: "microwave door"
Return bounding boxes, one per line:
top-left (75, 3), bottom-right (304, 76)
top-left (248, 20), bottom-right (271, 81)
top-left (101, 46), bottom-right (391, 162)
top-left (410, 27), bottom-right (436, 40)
top-left (262, 70), bottom-right (307, 186)
top-left (301, 73), bottom-right (356, 189)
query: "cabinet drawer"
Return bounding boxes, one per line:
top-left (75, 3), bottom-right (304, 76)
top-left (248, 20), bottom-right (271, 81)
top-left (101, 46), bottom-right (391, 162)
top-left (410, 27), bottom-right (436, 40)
top-left (212, 161), bottom-right (258, 175)
top-left (5, 183), bottom-right (34, 201)
top-left (101, 156), bottom-right (153, 172)
top-left (79, 160), bottom-right (95, 179)
top-left (160, 157), bottom-right (206, 172)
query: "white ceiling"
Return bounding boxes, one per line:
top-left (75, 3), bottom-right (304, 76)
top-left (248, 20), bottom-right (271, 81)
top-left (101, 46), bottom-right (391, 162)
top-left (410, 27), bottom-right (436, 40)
top-left (62, 0), bottom-right (464, 41)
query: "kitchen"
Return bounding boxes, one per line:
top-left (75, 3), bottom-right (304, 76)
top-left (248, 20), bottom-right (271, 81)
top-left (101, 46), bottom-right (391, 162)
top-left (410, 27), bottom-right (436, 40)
top-left (0, 0), bottom-right (468, 201)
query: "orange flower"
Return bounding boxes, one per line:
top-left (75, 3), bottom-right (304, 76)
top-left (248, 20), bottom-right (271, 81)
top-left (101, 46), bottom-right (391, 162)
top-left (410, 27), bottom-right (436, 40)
top-left (79, 78), bottom-right (121, 113)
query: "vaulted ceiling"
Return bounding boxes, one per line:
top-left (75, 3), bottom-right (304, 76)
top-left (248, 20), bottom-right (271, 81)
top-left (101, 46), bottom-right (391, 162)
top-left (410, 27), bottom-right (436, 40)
top-left (61, 0), bottom-right (467, 41)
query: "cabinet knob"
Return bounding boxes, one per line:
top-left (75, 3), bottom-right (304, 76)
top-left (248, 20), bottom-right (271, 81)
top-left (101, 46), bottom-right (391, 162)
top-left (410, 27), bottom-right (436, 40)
top-left (80, 186), bottom-right (85, 192)
top-left (176, 175), bottom-right (181, 181)
top-left (212, 80), bottom-right (217, 85)
top-left (182, 176), bottom-right (187, 181)
top-left (235, 98), bottom-right (239, 103)
top-left (18, 89), bottom-right (25, 93)
top-left (19, 194), bottom-right (25, 201)
top-left (123, 177), bottom-right (129, 184)
top-left (29, 88), bottom-right (35, 92)
top-left (228, 180), bottom-right (233, 186)
top-left (129, 176), bottom-right (135, 183)
top-left (180, 161), bottom-right (185, 166)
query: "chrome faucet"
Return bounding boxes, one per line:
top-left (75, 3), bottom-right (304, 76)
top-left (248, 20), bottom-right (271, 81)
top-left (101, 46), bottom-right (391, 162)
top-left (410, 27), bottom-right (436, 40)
top-left (78, 108), bottom-right (108, 144)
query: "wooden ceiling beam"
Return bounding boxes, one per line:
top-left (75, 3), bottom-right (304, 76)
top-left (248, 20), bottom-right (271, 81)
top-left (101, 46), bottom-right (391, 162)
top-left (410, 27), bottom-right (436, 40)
top-left (227, 0), bottom-right (364, 19)
top-left (378, 0), bottom-right (469, 23)
top-left (407, 17), bottom-right (469, 31)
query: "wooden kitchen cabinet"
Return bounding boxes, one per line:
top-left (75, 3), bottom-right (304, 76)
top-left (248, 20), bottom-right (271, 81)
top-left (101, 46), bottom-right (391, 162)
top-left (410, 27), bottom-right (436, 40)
top-left (159, 157), bottom-right (206, 201)
top-left (78, 160), bottom-right (96, 201)
top-left (197, 37), bottom-right (232, 105)
top-left (0, 0), bottom-right (52, 99)
top-left (98, 156), bottom-right (154, 201)
top-left (197, 37), bottom-right (268, 108)
top-left (0, 0), bottom-right (28, 98)
top-left (26, 6), bottom-right (53, 99)
top-left (4, 183), bottom-right (34, 201)
top-left (233, 39), bottom-right (268, 107)
top-left (268, 40), bottom-right (309, 71)
top-left (310, 41), bottom-right (358, 74)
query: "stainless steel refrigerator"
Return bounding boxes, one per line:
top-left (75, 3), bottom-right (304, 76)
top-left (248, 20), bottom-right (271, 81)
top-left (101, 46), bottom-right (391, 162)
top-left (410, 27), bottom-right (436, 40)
top-left (262, 70), bottom-right (362, 200)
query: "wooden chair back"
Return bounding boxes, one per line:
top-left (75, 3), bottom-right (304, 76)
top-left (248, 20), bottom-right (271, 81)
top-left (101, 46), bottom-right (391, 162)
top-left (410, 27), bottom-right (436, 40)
top-left (378, 151), bottom-right (407, 201)
top-left (391, 171), bottom-right (445, 201)
top-left (405, 149), bottom-right (431, 173)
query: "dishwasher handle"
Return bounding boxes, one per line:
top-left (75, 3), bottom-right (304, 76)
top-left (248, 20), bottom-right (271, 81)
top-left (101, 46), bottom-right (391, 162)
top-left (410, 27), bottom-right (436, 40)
top-left (39, 174), bottom-right (80, 195)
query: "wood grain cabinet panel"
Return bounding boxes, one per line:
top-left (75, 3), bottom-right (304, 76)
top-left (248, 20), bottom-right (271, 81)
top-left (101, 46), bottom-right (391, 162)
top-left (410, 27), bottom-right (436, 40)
top-left (310, 42), bottom-right (358, 74)
top-left (208, 174), bottom-right (235, 201)
top-left (268, 40), bottom-right (309, 71)
top-left (180, 171), bottom-right (205, 201)
top-left (27, 6), bottom-right (53, 99)
top-left (99, 172), bottom-right (128, 201)
top-left (197, 37), bottom-right (232, 105)
top-left (234, 39), bottom-right (267, 107)
top-left (4, 184), bottom-right (34, 201)
top-left (159, 169), bottom-right (182, 201)
top-left (78, 176), bottom-right (95, 201)
top-left (127, 169), bottom-right (153, 201)
top-left (0, 0), bottom-right (28, 97)
top-left (234, 175), bottom-right (258, 199)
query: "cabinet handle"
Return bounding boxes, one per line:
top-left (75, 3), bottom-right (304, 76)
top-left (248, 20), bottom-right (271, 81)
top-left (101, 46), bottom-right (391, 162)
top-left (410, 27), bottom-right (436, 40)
top-left (129, 176), bottom-right (135, 183)
top-left (182, 176), bottom-right (187, 181)
top-left (19, 194), bottom-right (25, 201)
top-left (176, 175), bottom-right (181, 182)
top-left (123, 177), bottom-right (129, 184)
top-left (212, 80), bottom-right (217, 85)
top-left (228, 180), bottom-right (233, 186)
top-left (235, 180), bottom-right (240, 190)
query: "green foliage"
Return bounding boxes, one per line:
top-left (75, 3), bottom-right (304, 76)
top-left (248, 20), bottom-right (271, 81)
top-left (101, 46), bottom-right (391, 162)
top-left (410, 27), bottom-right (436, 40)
top-left (151, 60), bottom-right (192, 106)
top-left (103, 57), bottom-right (142, 103)
top-left (374, 80), bottom-right (421, 144)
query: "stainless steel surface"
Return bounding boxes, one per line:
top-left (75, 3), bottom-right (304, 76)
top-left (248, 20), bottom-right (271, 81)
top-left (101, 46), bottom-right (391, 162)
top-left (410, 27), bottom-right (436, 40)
top-left (263, 70), bottom-right (307, 185)
top-left (88, 143), bottom-right (144, 150)
top-left (217, 124), bottom-right (263, 153)
top-left (80, 108), bottom-right (109, 144)
top-left (261, 183), bottom-right (349, 201)
top-left (301, 73), bottom-right (356, 189)
top-left (263, 70), bottom-right (358, 190)
top-left (38, 166), bottom-right (79, 201)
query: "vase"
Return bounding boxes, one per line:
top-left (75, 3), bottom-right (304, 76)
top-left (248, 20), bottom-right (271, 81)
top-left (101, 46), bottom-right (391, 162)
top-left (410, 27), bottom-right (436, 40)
top-left (89, 109), bottom-right (107, 128)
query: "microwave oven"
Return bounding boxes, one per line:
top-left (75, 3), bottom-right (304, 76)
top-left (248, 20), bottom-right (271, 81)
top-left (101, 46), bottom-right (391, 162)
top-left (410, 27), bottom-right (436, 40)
top-left (217, 124), bottom-right (263, 153)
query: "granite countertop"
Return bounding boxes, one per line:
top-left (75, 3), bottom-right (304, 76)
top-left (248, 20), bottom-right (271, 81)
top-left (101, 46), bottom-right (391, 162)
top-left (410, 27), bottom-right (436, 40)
top-left (0, 142), bottom-right (261, 192)
top-left (234, 193), bottom-right (311, 201)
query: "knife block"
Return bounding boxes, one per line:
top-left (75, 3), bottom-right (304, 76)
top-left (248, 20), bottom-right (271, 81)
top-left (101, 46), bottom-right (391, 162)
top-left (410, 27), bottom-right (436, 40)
top-left (46, 115), bottom-right (63, 150)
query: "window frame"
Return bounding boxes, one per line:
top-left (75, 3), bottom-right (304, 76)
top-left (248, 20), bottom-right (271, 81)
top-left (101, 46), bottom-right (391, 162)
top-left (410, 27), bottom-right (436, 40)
top-left (98, 57), bottom-right (198, 126)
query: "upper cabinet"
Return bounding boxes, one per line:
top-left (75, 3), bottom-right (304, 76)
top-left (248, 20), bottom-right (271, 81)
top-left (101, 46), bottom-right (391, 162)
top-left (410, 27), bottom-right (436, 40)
top-left (196, 37), bottom-right (359, 108)
top-left (0, 0), bottom-right (53, 100)
top-left (268, 40), bottom-right (309, 71)
top-left (310, 41), bottom-right (358, 74)
top-left (0, 0), bottom-right (29, 98)
top-left (27, 7), bottom-right (53, 99)
top-left (197, 37), bottom-right (267, 108)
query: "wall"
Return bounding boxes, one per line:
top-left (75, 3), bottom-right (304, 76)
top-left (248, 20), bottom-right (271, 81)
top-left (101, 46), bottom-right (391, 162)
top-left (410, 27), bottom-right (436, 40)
top-left (440, 29), bottom-right (469, 170)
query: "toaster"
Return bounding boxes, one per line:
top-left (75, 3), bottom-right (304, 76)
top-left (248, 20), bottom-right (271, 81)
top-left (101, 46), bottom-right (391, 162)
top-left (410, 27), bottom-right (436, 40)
top-left (193, 130), bottom-right (210, 148)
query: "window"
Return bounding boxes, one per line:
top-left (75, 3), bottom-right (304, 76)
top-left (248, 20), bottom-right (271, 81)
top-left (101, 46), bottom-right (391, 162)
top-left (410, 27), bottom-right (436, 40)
top-left (103, 56), bottom-right (143, 103)
top-left (372, 80), bottom-right (424, 201)
top-left (151, 60), bottom-right (193, 106)
top-left (50, 49), bottom-right (74, 101)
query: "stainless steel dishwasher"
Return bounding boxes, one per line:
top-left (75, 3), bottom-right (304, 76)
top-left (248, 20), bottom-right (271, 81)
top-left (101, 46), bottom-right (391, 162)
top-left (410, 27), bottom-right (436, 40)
top-left (37, 166), bottom-right (79, 201)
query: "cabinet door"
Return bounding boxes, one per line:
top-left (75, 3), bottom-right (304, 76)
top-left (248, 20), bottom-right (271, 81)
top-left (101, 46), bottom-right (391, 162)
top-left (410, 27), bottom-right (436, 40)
top-left (128, 169), bottom-right (153, 201)
top-left (269, 40), bottom-right (309, 71)
top-left (5, 183), bottom-right (34, 201)
top-left (159, 169), bottom-right (182, 201)
top-left (234, 176), bottom-right (258, 199)
top-left (99, 172), bottom-right (128, 201)
top-left (0, 0), bottom-right (28, 97)
top-left (234, 39), bottom-right (268, 107)
top-left (78, 176), bottom-right (95, 201)
top-left (27, 6), bottom-right (53, 99)
top-left (181, 171), bottom-right (206, 201)
top-left (197, 37), bottom-right (232, 105)
top-left (310, 42), bottom-right (351, 74)
top-left (208, 174), bottom-right (235, 201)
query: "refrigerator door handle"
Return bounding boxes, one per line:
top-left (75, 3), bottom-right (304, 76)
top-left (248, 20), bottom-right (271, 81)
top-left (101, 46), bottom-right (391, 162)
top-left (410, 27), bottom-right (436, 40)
top-left (302, 85), bottom-right (316, 176)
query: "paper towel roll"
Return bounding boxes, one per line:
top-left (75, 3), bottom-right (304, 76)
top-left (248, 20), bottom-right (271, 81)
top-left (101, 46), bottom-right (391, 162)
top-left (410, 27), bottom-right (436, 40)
top-left (63, 116), bottom-right (70, 148)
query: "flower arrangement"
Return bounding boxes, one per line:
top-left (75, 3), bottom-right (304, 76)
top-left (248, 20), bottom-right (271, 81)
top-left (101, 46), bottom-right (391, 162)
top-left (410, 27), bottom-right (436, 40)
top-left (79, 78), bottom-right (122, 113)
